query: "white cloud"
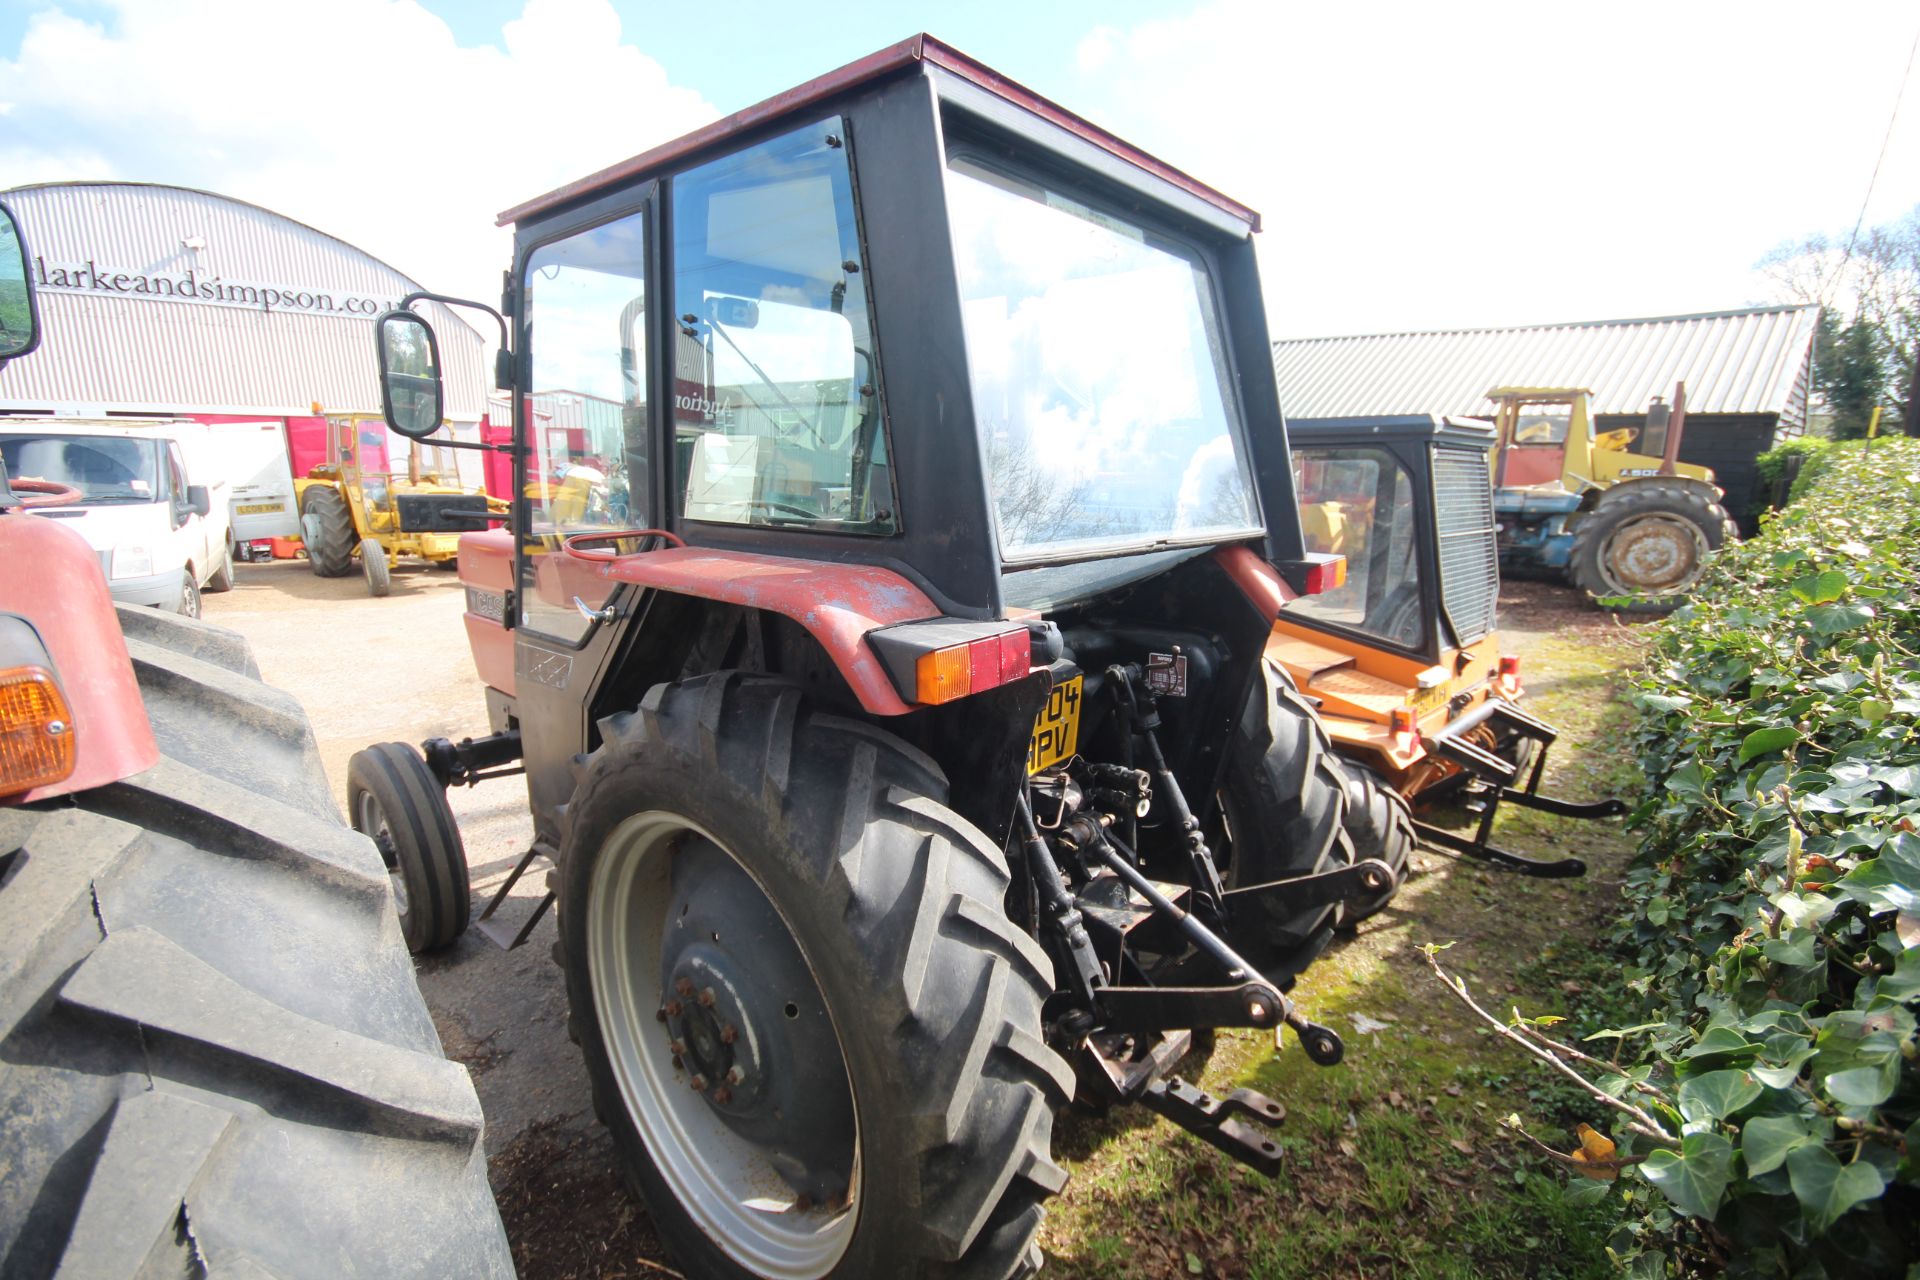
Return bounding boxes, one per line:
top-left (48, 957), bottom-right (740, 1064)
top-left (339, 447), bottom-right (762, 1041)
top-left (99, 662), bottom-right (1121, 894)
top-left (0, 0), bottom-right (718, 308)
top-left (1056, 0), bottom-right (1920, 337)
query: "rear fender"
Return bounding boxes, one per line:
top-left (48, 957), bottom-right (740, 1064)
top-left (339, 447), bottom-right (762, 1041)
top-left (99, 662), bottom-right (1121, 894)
top-left (0, 515), bottom-right (159, 802)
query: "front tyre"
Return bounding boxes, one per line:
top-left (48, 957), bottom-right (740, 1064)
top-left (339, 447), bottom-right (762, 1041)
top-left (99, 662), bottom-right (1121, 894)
top-left (559, 674), bottom-right (1071, 1280)
top-left (1337, 764), bottom-right (1415, 925)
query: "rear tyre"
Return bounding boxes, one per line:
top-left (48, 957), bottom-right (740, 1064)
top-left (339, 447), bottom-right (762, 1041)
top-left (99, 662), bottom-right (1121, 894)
top-left (1337, 764), bottom-right (1415, 925)
top-left (0, 615), bottom-right (510, 1278)
top-left (1568, 481), bottom-right (1733, 613)
top-left (176, 571), bottom-right (201, 619)
top-left (361, 537), bottom-right (392, 597)
top-left (206, 543), bottom-right (236, 593)
top-left (301, 486), bottom-right (355, 577)
top-left (1213, 661), bottom-right (1355, 980)
top-left (349, 742), bottom-right (472, 953)
top-left (558, 673), bottom-right (1070, 1280)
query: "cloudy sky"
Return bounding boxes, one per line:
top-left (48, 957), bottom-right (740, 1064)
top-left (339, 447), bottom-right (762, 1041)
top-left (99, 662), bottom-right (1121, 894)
top-left (4, 0), bottom-right (1917, 337)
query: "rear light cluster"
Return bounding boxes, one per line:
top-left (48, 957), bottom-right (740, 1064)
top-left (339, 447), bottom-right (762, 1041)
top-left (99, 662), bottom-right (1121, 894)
top-left (1388, 707), bottom-right (1419, 757)
top-left (1300, 556), bottom-right (1347, 595)
top-left (1498, 655), bottom-right (1522, 698)
top-left (915, 630), bottom-right (1032, 706)
top-left (0, 665), bottom-right (75, 797)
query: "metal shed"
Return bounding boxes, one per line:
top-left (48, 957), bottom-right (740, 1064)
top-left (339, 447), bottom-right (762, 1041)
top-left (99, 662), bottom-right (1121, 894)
top-left (1272, 305), bottom-right (1820, 528)
top-left (0, 181), bottom-right (488, 423)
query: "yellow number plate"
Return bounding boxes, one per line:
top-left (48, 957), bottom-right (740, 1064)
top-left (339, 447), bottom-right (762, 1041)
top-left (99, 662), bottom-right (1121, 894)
top-left (236, 501), bottom-right (285, 514)
top-left (1409, 682), bottom-right (1450, 717)
top-left (1028, 675), bottom-right (1083, 774)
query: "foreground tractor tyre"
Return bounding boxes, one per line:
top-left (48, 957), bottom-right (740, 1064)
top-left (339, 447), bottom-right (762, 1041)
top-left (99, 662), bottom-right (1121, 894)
top-left (349, 742), bottom-right (472, 953)
top-left (1214, 662), bottom-right (1355, 978)
top-left (1337, 764), bottom-right (1416, 925)
top-left (0, 612), bottom-right (510, 1278)
top-left (557, 673), bottom-right (1071, 1280)
top-left (361, 537), bottom-right (393, 597)
top-left (300, 485), bottom-right (355, 577)
top-left (1568, 480), bottom-right (1735, 613)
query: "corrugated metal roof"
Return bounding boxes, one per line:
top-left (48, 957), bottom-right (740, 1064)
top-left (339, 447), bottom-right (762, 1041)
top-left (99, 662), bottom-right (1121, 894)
top-left (0, 182), bottom-right (489, 419)
top-left (1272, 305), bottom-right (1819, 429)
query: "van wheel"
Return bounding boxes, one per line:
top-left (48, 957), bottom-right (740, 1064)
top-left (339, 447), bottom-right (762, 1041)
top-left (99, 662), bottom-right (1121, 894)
top-left (206, 544), bottom-right (236, 592)
top-left (176, 572), bottom-right (202, 619)
top-left (362, 538), bottom-right (392, 597)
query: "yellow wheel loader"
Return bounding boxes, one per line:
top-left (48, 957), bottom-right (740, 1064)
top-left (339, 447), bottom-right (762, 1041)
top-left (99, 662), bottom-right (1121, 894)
top-left (294, 410), bottom-right (506, 596)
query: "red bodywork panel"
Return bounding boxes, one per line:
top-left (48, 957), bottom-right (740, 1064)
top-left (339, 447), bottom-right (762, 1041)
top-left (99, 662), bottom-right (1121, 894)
top-left (1, 516), bottom-right (159, 802)
top-left (1213, 545), bottom-right (1299, 622)
top-left (593, 548), bottom-right (940, 716)
top-left (459, 529), bottom-right (516, 698)
top-left (498, 34), bottom-right (1259, 232)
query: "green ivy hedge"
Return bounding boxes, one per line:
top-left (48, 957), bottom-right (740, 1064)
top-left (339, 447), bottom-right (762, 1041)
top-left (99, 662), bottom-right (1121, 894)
top-left (1603, 437), bottom-right (1920, 1275)
top-left (1753, 437), bottom-right (1837, 506)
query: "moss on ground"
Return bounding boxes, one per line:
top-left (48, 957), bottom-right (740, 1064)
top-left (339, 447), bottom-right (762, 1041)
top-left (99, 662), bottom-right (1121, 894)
top-left (1042, 585), bottom-right (1652, 1278)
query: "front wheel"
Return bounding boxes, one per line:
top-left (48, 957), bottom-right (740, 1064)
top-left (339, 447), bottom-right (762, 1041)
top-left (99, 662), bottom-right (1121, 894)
top-left (361, 537), bottom-right (392, 597)
top-left (206, 543), bottom-right (236, 592)
top-left (558, 674), bottom-right (1070, 1280)
top-left (1338, 764), bottom-right (1415, 925)
top-left (348, 742), bottom-right (471, 952)
top-left (176, 571), bottom-right (201, 618)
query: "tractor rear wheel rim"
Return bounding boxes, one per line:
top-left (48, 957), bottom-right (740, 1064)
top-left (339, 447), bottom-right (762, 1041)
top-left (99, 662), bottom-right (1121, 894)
top-left (588, 812), bottom-right (858, 1278)
top-left (355, 790), bottom-right (409, 916)
top-left (1601, 513), bottom-right (1706, 594)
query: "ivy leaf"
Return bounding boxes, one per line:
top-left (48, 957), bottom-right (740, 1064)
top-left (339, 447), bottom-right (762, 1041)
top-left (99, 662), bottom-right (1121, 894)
top-left (1805, 602), bottom-right (1875, 634)
top-left (1642, 1132), bottom-right (1733, 1220)
top-left (1638, 693), bottom-right (1692, 713)
top-left (1824, 1062), bottom-right (1897, 1108)
top-left (1775, 892), bottom-right (1839, 930)
top-left (1858, 699), bottom-right (1891, 724)
top-left (1683, 1025), bottom-right (1762, 1066)
top-left (1678, 1069), bottom-right (1763, 1122)
top-left (1762, 933), bottom-right (1817, 967)
top-left (1788, 570), bottom-right (1848, 604)
top-left (1872, 948), bottom-right (1920, 1003)
top-left (1742, 1115), bottom-right (1818, 1175)
top-left (1786, 1143), bottom-right (1886, 1234)
top-left (1666, 761), bottom-right (1708, 804)
top-left (1739, 727), bottom-right (1801, 763)
top-left (1839, 848), bottom-right (1920, 914)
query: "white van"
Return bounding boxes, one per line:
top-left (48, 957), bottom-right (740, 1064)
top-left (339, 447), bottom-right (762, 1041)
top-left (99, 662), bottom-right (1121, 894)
top-left (0, 418), bottom-right (234, 617)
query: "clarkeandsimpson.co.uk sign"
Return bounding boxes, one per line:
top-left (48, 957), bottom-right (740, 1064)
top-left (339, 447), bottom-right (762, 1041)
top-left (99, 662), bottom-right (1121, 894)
top-left (32, 257), bottom-right (393, 318)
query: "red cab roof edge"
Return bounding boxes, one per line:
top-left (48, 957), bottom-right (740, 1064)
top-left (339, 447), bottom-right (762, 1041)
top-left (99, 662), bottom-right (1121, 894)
top-left (496, 34), bottom-right (1260, 232)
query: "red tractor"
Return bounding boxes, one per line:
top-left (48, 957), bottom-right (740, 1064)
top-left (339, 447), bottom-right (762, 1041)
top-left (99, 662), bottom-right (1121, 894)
top-left (353, 36), bottom-right (1396, 1279)
top-left (0, 201), bottom-right (511, 1276)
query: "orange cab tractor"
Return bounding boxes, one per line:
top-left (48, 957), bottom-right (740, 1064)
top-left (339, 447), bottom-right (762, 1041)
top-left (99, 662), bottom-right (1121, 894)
top-left (1271, 414), bottom-right (1623, 876)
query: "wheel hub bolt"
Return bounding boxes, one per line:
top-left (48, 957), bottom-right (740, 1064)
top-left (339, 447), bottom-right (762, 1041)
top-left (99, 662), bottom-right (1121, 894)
top-left (711, 1086), bottom-right (732, 1105)
top-left (726, 1065), bottom-right (746, 1086)
top-left (719, 1024), bottom-right (738, 1045)
top-left (675, 977), bottom-right (695, 998)
top-left (689, 1073), bottom-right (709, 1092)
top-left (663, 999), bottom-right (683, 1018)
top-left (668, 1039), bottom-right (688, 1058)
top-left (697, 986), bottom-right (716, 1008)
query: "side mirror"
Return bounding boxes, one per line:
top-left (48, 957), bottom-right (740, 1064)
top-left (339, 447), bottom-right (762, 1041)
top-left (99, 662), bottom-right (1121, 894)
top-left (0, 201), bottom-right (41, 367)
top-left (377, 310), bottom-right (446, 440)
top-left (186, 484), bottom-right (212, 517)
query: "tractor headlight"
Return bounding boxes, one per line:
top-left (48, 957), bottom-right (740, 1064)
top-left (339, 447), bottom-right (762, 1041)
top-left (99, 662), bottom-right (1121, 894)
top-left (111, 545), bottom-right (154, 579)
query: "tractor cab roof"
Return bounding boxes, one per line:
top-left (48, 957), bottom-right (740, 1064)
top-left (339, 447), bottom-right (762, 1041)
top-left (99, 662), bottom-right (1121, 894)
top-left (1285, 414), bottom-right (1496, 451)
top-left (498, 35), bottom-right (1258, 232)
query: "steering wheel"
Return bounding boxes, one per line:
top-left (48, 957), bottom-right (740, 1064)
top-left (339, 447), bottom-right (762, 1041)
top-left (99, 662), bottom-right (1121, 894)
top-left (7, 477), bottom-right (84, 509)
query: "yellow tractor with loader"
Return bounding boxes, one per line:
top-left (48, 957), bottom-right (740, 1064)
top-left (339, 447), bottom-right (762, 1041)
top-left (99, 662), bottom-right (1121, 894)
top-left (294, 409), bottom-right (506, 595)
top-left (1491, 383), bottom-right (1737, 610)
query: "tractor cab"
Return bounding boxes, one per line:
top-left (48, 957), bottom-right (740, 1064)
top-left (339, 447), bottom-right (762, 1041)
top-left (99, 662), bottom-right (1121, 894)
top-left (1270, 415), bottom-right (1510, 789)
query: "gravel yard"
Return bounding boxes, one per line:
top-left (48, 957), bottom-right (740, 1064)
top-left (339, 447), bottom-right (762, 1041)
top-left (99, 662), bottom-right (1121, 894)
top-left (204, 557), bottom-right (1650, 1279)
